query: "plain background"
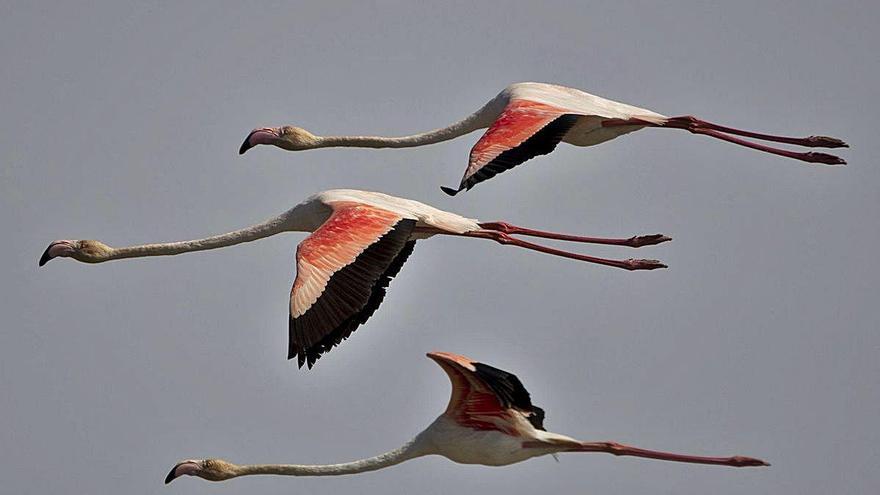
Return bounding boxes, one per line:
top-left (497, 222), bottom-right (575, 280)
top-left (2, 1), bottom-right (878, 494)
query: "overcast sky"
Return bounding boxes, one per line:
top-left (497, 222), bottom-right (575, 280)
top-left (2, 1), bottom-right (878, 494)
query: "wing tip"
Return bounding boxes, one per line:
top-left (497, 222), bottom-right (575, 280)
top-left (287, 320), bottom-right (311, 369)
top-left (427, 351), bottom-right (476, 370)
top-left (287, 345), bottom-right (314, 369)
top-left (440, 185), bottom-right (462, 196)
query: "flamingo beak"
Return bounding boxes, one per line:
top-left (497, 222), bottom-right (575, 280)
top-left (239, 131), bottom-right (257, 154)
top-left (38, 247), bottom-right (53, 267)
top-left (39, 240), bottom-right (75, 267)
top-left (239, 128), bottom-right (279, 155)
top-left (165, 460), bottom-right (200, 484)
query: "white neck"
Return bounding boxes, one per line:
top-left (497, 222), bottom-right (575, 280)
top-left (230, 439), bottom-right (429, 478)
top-left (314, 98), bottom-right (502, 149)
top-left (106, 207), bottom-right (314, 261)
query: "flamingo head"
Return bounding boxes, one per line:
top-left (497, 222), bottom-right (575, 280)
top-left (165, 458), bottom-right (237, 484)
top-left (239, 125), bottom-right (319, 154)
top-left (39, 239), bottom-right (112, 266)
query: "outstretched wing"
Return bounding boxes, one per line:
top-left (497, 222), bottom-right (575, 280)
top-left (290, 202), bottom-right (416, 368)
top-left (442, 100), bottom-right (579, 196)
top-left (427, 352), bottom-right (546, 434)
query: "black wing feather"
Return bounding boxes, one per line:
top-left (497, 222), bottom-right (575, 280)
top-left (289, 220), bottom-right (417, 369)
top-left (473, 361), bottom-right (547, 431)
top-left (453, 114), bottom-right (579, 194)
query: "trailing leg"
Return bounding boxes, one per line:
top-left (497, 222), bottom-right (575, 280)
top-left (461, 230), bottom-right (667, 271)
top-left (663, 115), bottom-right (848, 148)
top-left (478, 222), bottom-right (671, 248)
top-left (571, 441), bottom-right (769, 467)
top-left (686, 127), bottom-right (846, 164)
top-left (602, 116), bottom-right (847, 165)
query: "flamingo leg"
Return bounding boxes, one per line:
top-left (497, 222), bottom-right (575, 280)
top-left (663, 115), bottom-right (848, 148)
top-left (459, 230), bottom-right (667, 271)
top-left (686, 127), bottom-right (845, 164)
top-left (603, 116), bottom-right (847, 165)
top-left (478, 222), bottom-right (671, 248)
top-left (571, 441), bottom-right (769, 467)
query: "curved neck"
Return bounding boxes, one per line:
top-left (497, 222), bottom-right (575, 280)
top-left (314, 99), bottom-right (501, 149)
top-left (230, 439), bottom-right (428, 478)
top-left (107, 213), bottom-right (295, 261)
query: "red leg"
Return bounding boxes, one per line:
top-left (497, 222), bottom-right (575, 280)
top-left (664, 115), bottom-right (848, 148)
top-left (572, 441), bottom-right (769, 467)
top-left (688, 127), bottom-right (846, 164)
top-left (478, 222), bottom-right (671, 248)
top-left (603, 117), bottom-right (847, 164)
top-left (460, 231), bottom-right (667, 271)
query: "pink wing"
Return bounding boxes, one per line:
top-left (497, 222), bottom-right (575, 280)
top-left (290, 202), bottom-right (416, 368)
top-left (427, 352), bottom-right (546, 435)
top-left (442, 100), bottom-right (580, 196)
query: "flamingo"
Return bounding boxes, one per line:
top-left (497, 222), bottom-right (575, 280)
top-left (165, 351), bottom-right (768, 485)
top-left (239, 82), bottom-right (848, 195)
top-left (39, 189), bottom-right (670, 368)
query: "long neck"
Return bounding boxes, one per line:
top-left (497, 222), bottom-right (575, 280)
top-left (314, 99), bottom-right (501, 149)
top-left (229, 439), bottom-right (427, 478)
top-left (107, 213), bottom-right (295, 261)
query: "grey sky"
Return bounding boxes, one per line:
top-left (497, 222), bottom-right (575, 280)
top-left (2, 1), bottom-right (878, 493)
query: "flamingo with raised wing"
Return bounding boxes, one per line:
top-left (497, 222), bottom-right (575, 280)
top-left (239, 82), bottom-right (848, 195)
top-left (39, 189), bottom-right (669, 368)
top-left (165, 351), bottom-right (767, 485)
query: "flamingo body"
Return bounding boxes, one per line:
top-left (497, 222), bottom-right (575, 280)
top-left (307, 189), bottom-right (481, 236)
top-left (40, 189), bottom-right (669, 369)
top-left (416, 351), bottom-right (575, 466)
top-left (503, 83), bottom-right (666, 122)
top-left (165, 351), bottom-right (767, 485)
top-left (240, 82), bottom-right (847, 195)
top-left (456, 83), bottom-right (666, 191)
top-left (417, 416), bottom-right (561, 466)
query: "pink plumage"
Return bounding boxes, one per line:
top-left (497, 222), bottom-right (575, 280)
top-left (238, 82), bottom-right (848, 195)
top-left (165, 351), bottom-right (768, 485)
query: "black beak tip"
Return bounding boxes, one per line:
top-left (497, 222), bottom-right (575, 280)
top-left (164, 464), bottom-right (181, 484)
top-left (239, 131), bottom-right (256, 155)
top-left (38, 248), bottom-right (52, 267)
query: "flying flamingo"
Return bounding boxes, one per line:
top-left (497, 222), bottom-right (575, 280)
top-left (165, 351), bottom-right (767, 485)
top-left (39, 189), bottom-right (670, 368)
top-left (239, 82), bottom-right (848, 195)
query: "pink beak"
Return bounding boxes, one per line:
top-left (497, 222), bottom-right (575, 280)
top-left (239, 127), bottom-right (280, 154)
top-left (39, 240), bottom-right (75, 266)
top-left (165, 460), bottom-right (200, 484)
